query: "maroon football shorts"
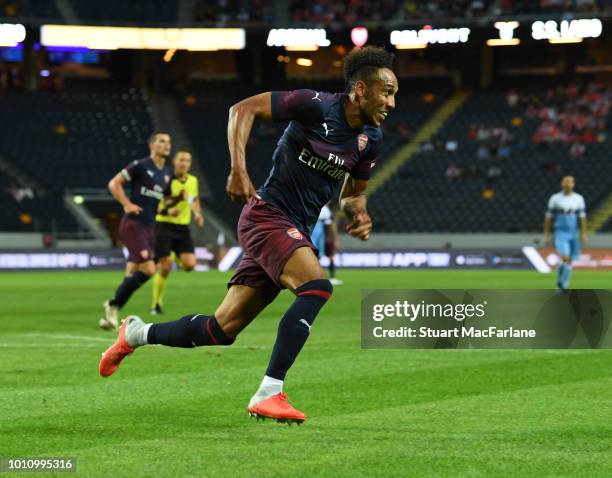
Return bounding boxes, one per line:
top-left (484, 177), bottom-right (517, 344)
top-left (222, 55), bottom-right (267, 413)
top-left (119, 216), bottom-right (155, 263)
top-left (228, 198), bottom-right (316, 297)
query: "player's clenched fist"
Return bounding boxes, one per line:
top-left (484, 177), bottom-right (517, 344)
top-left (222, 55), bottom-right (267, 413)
top-left (226, 169), bottom-right (260, 204)
top-left (123, 202), bottom-right (143, 215)
top-left (346, 212), bottom-right (372, 241)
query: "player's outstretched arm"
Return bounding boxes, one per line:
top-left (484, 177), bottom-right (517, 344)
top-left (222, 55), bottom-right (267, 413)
top-left (108, 172), bottom-right (142, 215)
top-left (340, 176), bottom-right (372, 241)
top-left (226, 92), bottom-right (272, 204)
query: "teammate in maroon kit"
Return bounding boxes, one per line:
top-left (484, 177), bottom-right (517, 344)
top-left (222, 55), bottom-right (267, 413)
top-left (100, 132), bottom-right (173, 330)
top-left (99, 47), bottom-right (398, 424)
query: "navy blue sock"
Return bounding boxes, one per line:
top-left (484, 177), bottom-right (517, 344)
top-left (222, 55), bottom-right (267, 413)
top-left (329, 259), bottom-right (336, 279)
top-left (266, 279), bottom-right (333, 380)
top-left (110, 271), bottom-right (150, 309)
top-left (147, 314), bottom-right (234, 348)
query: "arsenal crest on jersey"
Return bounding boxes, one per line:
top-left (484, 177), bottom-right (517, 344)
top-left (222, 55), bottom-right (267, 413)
top-left (286, 227), bottom-right (303, 240)
top-left (358, 134), bottom-right (368, 152)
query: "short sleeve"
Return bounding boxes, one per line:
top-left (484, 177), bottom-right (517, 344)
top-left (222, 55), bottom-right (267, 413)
top-left (271, 90), bottom-right (325, 124)
top-left (350, 133), bottom-right (381, 181)
top-left (323, 213), bottom-right (333, 226)
top-left (545, 196), bottom-right (555, 218)
top-left (192, 177), bottom-right (199, 199)
top-left (187, 176), bottom-right (199, 204)
top-left (320, 206), bottom-right (332, 225)
top-left (579, 196), bottom-right (586, 217)
top-left (121, 160), bottom-right (142, 182)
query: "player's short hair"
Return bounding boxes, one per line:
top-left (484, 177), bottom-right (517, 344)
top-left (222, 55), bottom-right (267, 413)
top-left (173, 148), bottom-right (192, 159)
top-left (148, 131), bottom-right (171, 145)
top-left (343, 46), bottom-right (395, 93)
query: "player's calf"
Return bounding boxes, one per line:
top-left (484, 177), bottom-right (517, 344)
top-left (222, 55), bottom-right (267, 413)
top-left (265, 278), bottom-right (333, 381)
top-left (107, 271), bottom-right (152, 311)
top-left (135, 314), bottom-right (235, 348)
top-left (99, 314), bottom-right (234, 377)
top-left (248, 279), bottom-right (333, 422)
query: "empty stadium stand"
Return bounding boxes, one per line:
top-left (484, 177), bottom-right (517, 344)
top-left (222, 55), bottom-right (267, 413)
top-left (0, 80), bottom-right (154, 232)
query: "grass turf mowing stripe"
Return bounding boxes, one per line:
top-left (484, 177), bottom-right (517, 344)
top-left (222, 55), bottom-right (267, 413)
top-left (2, 270), bottom-right (612, 477)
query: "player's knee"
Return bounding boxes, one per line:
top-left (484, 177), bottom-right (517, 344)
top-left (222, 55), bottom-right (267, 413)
top-left (296, 278), bottom-right (333, 302)
top-left (283, 268), bottom-right (328, 292)
top-left (561, 256), bottom-right (571, 263)
top-left (141, 262), bottom-right (156, 276)
top-left (181, 256), bottom-right (196, 271)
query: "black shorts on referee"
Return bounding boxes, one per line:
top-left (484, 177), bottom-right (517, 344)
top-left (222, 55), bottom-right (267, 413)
top-left (154, 222), bottom-right (195, 261)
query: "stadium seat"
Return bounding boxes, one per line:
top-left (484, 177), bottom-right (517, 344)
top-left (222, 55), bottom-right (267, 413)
top-left (0, 80), bottom-right (153, 232)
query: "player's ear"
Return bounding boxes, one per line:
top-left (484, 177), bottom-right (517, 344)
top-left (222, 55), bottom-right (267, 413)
top-left (354, 80), bottom-right (367, 100)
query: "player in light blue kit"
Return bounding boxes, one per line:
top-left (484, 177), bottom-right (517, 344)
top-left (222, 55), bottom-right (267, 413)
top-left (543, 176), bottom-right (587, 292)
top-left (312, 203), bottom-right (332, 256)
top-left (312, 203), bottom-right (343, 285)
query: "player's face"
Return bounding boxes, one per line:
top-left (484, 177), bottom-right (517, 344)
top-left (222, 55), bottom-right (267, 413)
top-left (562, 176), bottom-right (575, 192)
top-left (174, 152), bottom-right (192, 175)
top-left (150, 134), bottom-right (172, 158)
top-left (358, 68), bottom-right (398, 127)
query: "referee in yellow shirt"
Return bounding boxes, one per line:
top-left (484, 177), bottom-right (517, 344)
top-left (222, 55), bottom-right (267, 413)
top-left (151, 149), bottom-right (204, 314)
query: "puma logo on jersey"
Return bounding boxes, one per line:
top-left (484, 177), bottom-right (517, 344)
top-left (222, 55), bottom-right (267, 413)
top-left (322, 122), bottom-right (333, 137)
top-left (312, 92), bottom-right (322, 102)
top-left (299, 319), bottom-right (312, 331)
top-left (147, 170), bottom-right (154, 177)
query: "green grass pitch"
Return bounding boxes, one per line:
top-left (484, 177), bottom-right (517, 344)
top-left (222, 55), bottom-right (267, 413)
top-left (2, 269), bottom-right (612, 477)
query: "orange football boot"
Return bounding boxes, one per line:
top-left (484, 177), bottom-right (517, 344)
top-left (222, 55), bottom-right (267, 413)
top-left (248, 393), bottom-right (307, 425)
top-left (99, 316), bottom-right (135, 377)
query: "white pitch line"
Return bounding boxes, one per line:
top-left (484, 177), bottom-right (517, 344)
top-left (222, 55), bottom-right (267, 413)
top-left (0, 342), bottom-right (333, 351)
top-left (4, 333), bottom-right (349, 351)
top-left (21, 333), bottom-right (111, 343)
top-left (0, 343), bottom-right (100, 348)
